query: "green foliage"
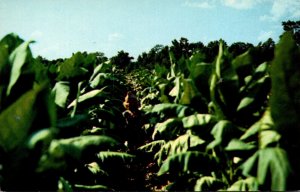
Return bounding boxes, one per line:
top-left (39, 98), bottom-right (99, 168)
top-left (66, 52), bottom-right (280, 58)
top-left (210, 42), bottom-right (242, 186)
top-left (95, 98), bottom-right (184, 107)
top-left (97, 151), bottom-right (135, 163)
top-left (1, 22), bottom-right (300, 190)
top-left (67, 86), bottom-right (107, 108)
top-left (0, 84), bottom-right (47, 151)
top-left (57, 52), bottom-right (89, 81)
top-left (6, 40), bottom-right (34, 96)
top-left (157, 151), bottom-right (217, 176)
top-left (271, 32), bottom-right (300, 143)
top-left (194, 176), bottom-right (225, 191)
top-left (241, 147), bottom-right (291, 190)
top-left (227, 177), bottom-right (258, 191)
top-left (52, 81), bottom-right (70, 108)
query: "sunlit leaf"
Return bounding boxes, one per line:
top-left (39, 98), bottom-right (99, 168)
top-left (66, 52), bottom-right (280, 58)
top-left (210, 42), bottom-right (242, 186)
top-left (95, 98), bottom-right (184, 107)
top-left (52, 81), bottom-right (70, 108)
top-left (157, 151), bottom-right (217, 176)
top-left (242, 147), bottom-right (291, 191)
top-left (155, 132), bottom-right (205, 165)
top-left (89, 72), bottom-right (108, 88)
top-left (182, 114), bottom-right (216, 129)
top-left (67, 86), bottom-right (107, 108)
top-left (207, 120), bottom-right (238, 149)
top-left (37, 135), bottom-right (119, 171)
top-left (85, 162), bottom-right (102, 175)
top-left (225, 139), bottom-right (256, 151)
top-left (74, 184), bottom-right (110, 190)
top-left (27, 128), bottom-right (54, 149)
top-left (138, 140), bottom-right (166, 153)
top-left (227, 177), bottom-right (258, 191)
top-left (6, 40), bottom-right (34, 96)
top-left (194, 176), bottom-right (224, 191)
top-left (152, 118), bottom-right (183, 140)
top-left (149, 103), bottom-right (194, 119)
top-left (180, 78), bottom-right (201, 105)
top-left (58, 177), bottom-right (73, 192)
top-left (0, 84), bottom-right (45, 151)
top-left (97, 151), bottom-right (135, 163)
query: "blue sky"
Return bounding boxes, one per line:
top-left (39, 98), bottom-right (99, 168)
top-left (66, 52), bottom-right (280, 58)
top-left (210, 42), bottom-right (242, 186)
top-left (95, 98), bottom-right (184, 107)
top-left (0, 0), bottom-right (300, 60)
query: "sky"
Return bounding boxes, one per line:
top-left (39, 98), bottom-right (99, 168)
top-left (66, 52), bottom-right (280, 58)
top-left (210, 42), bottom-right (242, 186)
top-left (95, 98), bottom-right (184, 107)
top-left (0, 0), bottom-right (300, 60)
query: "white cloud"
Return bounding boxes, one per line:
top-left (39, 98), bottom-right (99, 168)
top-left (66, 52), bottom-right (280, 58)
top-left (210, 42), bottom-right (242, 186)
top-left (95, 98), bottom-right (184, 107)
top-left (29, 30), bottom-right (43, 40)
top-left (108, 32), bottom-right (123, 42)
top-left (222, 0), bottom-right (263, 10)
top-left (183, 0), bottom-right (267, 10)
top-left (260, 0), bottom-right (300, 21)
top-left (183, 0), bottom-right (215, 9)
top-left (257, 30), bottom-right (274, 41)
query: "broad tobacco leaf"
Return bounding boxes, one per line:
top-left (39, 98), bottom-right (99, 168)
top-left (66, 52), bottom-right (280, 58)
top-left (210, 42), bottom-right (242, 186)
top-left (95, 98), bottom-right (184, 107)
top-left (152, 118), bottom-right (183, 140)
top-left (149, 103), bottom-right (195, 119)
top-left (0, 84), bottom-right (46, 151)
top-left (227, 177), bottom-right (258, 191)
top-left (154, 132), bottom-right (205, 165)
top-left (194, 176), bottom-right (225, 191)
top-left (157, 151), bottom-right (217, 176)
top-left (67, 86), bottom-right (107, 108)
top-left (241, 147), bottom-right (291, 191)
top-left (97, 151), bottom-right (135, 163)
top-left (207, 120), bottom-right (239, 149)
top-left (6, 40), bottom-right (34, 96)
top-left (52, 81), bottom-right (70, 108)
top-left (37, 135), bottom-right (119, 172)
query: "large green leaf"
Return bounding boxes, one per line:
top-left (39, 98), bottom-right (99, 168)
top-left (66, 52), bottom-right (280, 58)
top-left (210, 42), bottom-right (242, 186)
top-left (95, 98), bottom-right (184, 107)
top-left (194, 176), bottom-right (225, 191)
top-left (37, 135), bottom-right (119, 171)
top-left (232, 50), bottom-right (253, 81)
top-left (149, 103), bottom-right (194, 119)
top-left (57, 52), bottom-right (88, 81)
top-left (0, 84), bottom-right (45, 151)
top-left (169, 76), bottom-right (181, 102)
top-left (182, 114), bottom-right (217, 139)
top-left (89, 73), bottom-right (110, 88)
top-left (0, 34), bottom-right (24, 99)
top-left (0, 33), bottom-right (24, 53)
top-left (138, 140), bottom-right (166, 153)
top-left (67, 86), bottom-right (107, 108)
top-left (6, 40), bottom-right (34, 96)
top-left (187, 62), bottom-right (212, 100)
top-left (52, 81), bottom-right (70, 108)
top-left (155, 132), bottom-right (205, 165)
top-left (242, 147), bottom-right (291, 190)
top-left (207, 120), bottom-right (238, 149)
top-left (240, 109), bottom-right (275, 147)
top-left (179, 78), bottom-right (202, 105)
top-left (27, 128), bottom-right (55, 150)
top-left (225, 139), bottom-right (256, 151)
top-left (97, 151), bottom-right (135, 163)
top-left (152, 118), bottom-right (183, 140)
top-left (227, 177), bottom-right (258, 191)
top-left (157, 151), bottom-right (217, 176)
top-left (89, 62), bottom-right (111, 81)
top-left (237, 75), bottom-right (270, 112)
top-left (182, 114), bottom-right (216, 129)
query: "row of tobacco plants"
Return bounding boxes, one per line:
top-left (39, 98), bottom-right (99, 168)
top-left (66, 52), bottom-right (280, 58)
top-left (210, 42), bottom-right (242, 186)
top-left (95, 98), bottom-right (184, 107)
top-left (137, 31), bottom-right (300, 190)
top-left (0, 33), bottom-right (144, 191)
top-left (1, 28), bottom-right (300, 190)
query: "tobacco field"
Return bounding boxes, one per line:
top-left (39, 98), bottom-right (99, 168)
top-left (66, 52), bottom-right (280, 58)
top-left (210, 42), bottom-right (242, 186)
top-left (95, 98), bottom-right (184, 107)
top-left (0, 21), bottom-right (300, 191)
